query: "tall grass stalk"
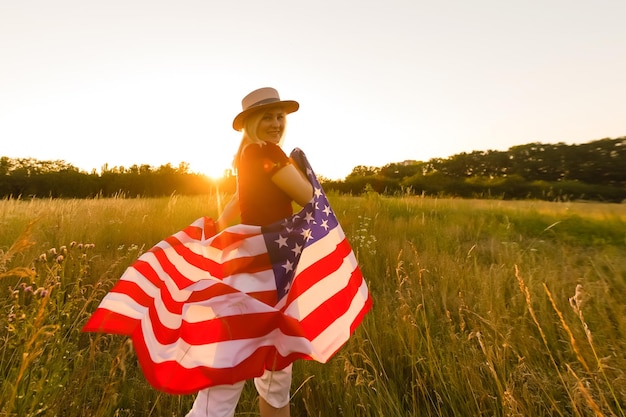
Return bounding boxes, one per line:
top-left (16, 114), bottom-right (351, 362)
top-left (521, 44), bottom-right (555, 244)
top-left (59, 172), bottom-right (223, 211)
top-left (515, 266), bottom-right (583, 417)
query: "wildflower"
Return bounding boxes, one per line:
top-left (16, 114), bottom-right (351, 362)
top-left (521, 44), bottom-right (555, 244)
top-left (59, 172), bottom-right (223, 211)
top-left (56, 255), bottom-right (64, 263)
top-left (77, 243), bottom-right (84, 250)
top-left (38, 253), bottom-right (47, 262)
top-left (49, 248), bottom-right (57, 255)
top-left (70, 241), bottom-right (77, 248)
top-left (569, 284), bottom-right (586, 311)
top-left (24, 286), bottom-right (33, 293)
top-left (34, 287), bottom-right (49, 297)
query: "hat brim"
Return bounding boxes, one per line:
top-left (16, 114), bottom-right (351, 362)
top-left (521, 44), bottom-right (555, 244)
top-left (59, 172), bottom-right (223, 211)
top-left (232, 100), bottom-right (299, 131)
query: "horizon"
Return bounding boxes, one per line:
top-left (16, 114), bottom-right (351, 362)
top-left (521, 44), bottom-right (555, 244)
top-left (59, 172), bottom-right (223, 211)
top-left (3, 134), bottom-right (623, 180)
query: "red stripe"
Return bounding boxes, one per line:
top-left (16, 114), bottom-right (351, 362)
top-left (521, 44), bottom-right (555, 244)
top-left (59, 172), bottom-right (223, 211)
top-left (150, 245), bottom-right (196, 288)
top-left (149, 308), bottom-right (306, 346)
top-left (210, 229), bottom-right (260, 251)
top-left (146, 283), bottom-right (304, 346)
top-left (221, 252), bottom-right (272, 277)
top-left (247, 290), bottom-right (277, 306)
top-left (182, 224), bottom-right (203, 240)
top-left (82, 309), bottom-right (139, 335)
top-left (184, 280), bottom-right (239, 302)
top-left (186, 283), bottom-right (276, 306)
top-left (299, 266), bottom-right (364, 339)
top-left (133, 260), bottom-right (164, 288)
top-left (133, 252), bottom-right (276, 315)
top-left (176, 216), bottom-right (217, 240)
top-left (154, 235), bottom-right (273, 281)
top-left (285, 237), bottom-right (353, 308)
top-left (132, 329), bottom-right (310, 394)
top-left (321, 292), bottom-right (373, 361)
top-left (351, 292), bottom-right (372, 334)
top-left (180, 217), bottom-right (216, 240)
top-left (112, 259), bottom-right (275, 326)
top-left (108, 280), bottom-right (154, 307)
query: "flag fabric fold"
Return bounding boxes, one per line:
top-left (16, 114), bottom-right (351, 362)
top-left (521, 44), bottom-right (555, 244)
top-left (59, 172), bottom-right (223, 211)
top-left (82, 148), bottom-right (372, 394)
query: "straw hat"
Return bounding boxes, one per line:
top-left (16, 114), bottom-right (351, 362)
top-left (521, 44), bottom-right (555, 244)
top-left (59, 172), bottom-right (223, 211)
top-left (232, 87), bottom-right (299, 131)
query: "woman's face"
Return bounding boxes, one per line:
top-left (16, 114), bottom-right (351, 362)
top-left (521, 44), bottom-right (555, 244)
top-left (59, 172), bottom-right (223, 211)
top-left (255, 107), bottom-right (286, 144)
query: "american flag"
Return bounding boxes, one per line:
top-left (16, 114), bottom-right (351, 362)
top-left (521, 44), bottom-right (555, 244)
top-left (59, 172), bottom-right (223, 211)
top-left (82, 148), bottom-right (372, 394)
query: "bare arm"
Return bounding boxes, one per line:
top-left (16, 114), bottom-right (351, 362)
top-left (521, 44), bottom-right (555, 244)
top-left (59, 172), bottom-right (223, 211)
top-left (271, 163), bottom-right (314, 207)
top-left (216, 192), bottom-right (240, 231)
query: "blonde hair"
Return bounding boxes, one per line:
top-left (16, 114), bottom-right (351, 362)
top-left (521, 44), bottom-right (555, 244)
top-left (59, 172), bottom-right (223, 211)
top-left (233, 107), bottom-right (287, 172)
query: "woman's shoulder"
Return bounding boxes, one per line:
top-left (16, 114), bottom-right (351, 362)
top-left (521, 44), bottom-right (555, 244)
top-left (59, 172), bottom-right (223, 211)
top-left (242, 142), bottom-right (287, 159)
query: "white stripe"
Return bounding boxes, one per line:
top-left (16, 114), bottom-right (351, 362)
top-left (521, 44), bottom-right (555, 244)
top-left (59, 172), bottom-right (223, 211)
top-left (119, 266), bottom-right (160, 297)
top-left (140, 316), bottom-right (314, 369)
top-left (296, 226), bottom-right (345, 271)
top-left (141, 279), bottom-right (369, 369)
top-left (284, 251), bottom-right (358, 320)
top-left (118, 246), bottom-right (277, 330)
top-left (167, 226), bottom-right (276, 293)
top-left (222, 269), bottom-right (277, 293)
top-left (180, 289), bottom-right (277, 324)
top-left (272, 227), bottom-right (348, 311)
top-left (147, 278), bottom-right (280, 329)
top-left (309, 278), bottom-right (370, 361)
top-left (151, 224), bottom-right (265, 271)
top-left (197, 233), bottom-right (268, 261)
top-left (97, 292), bottom-right (148, 320)
top-left (152, 241), bottom-right (214, 286)
top-left (152, 226), bottom-right (270, 285)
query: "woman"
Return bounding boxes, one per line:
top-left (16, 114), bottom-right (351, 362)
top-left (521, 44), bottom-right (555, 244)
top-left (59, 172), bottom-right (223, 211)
top-left (186, 87), bottom-right (313, 417)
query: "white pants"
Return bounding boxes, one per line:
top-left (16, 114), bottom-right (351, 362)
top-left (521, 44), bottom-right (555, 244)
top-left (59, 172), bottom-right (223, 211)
top-left (185, 364), bottom-right (292, 417)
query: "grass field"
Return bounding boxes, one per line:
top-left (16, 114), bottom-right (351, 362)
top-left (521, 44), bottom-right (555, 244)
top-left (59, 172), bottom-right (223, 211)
top-left (1, 193), bottom-right (625, 416)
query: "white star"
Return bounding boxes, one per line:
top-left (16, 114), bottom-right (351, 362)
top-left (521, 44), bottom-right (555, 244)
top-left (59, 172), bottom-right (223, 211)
top-left (282, 259), bottom-right (294, 273)
top-left (304, 211), bottom-right (315, 224)
top-left (321, 219), bottom-right (329, 230)
top-left (301, 228), bottom-right (313, 241)
top-left (275, 235), bottom-right (288, 248)
top-left (291, 243), bottom-right (303, 256)
top-left (323, 205), bottom-right (332, 216)
top-left (314, 187), bottom-right (323, 198)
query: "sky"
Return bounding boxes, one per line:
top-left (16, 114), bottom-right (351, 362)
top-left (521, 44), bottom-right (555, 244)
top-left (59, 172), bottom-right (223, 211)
top-left (1, 0), bottom-right (625, 180)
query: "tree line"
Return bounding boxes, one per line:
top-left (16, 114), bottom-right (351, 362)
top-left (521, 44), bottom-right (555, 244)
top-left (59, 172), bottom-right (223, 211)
top-left (0, 158), bottom-right (233, 198)
top-left (1, 137), bottom-right (625, 202)
top-left (323, 137), bottom-right (626, 202)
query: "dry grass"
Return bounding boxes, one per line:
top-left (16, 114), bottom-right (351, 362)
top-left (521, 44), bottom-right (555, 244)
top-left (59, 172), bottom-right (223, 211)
top-left (1, 194), bottom-right (625, 416)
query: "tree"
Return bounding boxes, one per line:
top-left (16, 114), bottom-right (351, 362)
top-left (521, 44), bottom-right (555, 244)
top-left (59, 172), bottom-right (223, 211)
top-left (346, 165), bottom-right (379, 179)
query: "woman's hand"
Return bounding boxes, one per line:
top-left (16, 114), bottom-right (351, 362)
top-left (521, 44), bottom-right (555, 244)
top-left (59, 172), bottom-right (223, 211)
top-left (216, 192), bottom-right (240, 231)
